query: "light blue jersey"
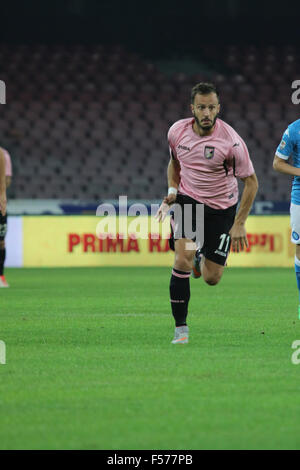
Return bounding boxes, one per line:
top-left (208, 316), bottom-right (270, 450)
top-left (276, 119), bottom-right (300, 205)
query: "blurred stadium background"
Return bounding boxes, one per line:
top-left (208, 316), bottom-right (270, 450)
top-left (3, 41), bottom-right (299, 201)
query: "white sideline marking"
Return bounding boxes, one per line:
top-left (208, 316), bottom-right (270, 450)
top-left (112, 313), bottom-right (167, 317)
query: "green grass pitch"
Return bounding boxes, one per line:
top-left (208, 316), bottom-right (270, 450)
top-left (0, 266), bottom-right (300, 450)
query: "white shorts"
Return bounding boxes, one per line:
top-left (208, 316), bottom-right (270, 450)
top-left (290, 203), bottom-right (300, 244)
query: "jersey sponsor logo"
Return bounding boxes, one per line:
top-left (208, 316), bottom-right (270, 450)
top-left (214, 249), bottom-right (227, 257)
top-left (178, 144), bottom-right (191, 151)
top-left (204, 146), bottom-right (215, 159)
top-left (280, 140), bottom-right (286, 150)
top-left (292, 231), bottom-right (300, 241)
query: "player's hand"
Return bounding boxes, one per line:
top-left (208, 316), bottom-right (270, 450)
top-left (0, 193), bottom-right (6, 216)
top-left (155, 193), bottom-right (177, 222)
top-left (229, 222), bottom-right (248, 252)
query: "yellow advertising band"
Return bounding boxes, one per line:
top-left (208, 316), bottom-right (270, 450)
top-left (22, 215), bottom-right (294, 267)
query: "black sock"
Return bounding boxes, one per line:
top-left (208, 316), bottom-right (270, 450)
top-left (0, 248), bottom-right (5, 276)
top-left (169, 268), bottom-right (191, 327)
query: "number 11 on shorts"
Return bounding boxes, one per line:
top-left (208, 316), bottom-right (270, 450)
top-left (218, 233), bottom-right (230, 252)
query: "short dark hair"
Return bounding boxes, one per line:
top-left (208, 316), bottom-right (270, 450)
top-left (191, 82), bottom-right (220, 103)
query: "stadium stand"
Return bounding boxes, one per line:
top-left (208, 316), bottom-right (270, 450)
top-left (1, 43), bottom-right (299, 201)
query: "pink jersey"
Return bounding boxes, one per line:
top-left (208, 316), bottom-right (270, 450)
top-left (168, 118), bottom-right (254, 209)
top-left (0, 147), bottom-right (12, 176)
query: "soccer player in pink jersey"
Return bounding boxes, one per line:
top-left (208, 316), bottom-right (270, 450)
top-left (0, 147), bottom-right (12, 287)
top-left (156, 83), bottom-right (258, 344)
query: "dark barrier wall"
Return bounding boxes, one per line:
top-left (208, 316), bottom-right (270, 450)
top-left (1, 0), bottom-right (300, 52)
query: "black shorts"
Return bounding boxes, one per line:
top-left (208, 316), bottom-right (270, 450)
top-left (0, 213), bottom-right (7, 241)
top-left (169, 193), bottom-right (237, 266)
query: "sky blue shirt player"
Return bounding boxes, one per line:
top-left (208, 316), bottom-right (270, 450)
top-left (273, 119), bottom-right (300, 318)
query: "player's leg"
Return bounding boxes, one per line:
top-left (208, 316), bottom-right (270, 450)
top-left (193, 250), bottom-right (224, 284)
top-left (201, 256), bottom-right (224, 285)
top-left (0, 213), bottom-right (8, 288)
top-left (168, 194), bottom-right (199, 343)
top-left (290, 203), bottom-right (300, 318)
top-left (170, 237), bottom-right (196, 344)
top-left (295, 244), bottom-right (300, 319)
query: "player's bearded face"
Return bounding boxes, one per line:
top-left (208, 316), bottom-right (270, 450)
top-left (191, 93), bottom-right (220, 131)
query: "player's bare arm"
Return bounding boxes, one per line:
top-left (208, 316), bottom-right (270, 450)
top-left (156, 156), bottom-right (181, 222)
top-left (0, 149), bottom-right (7, 217)
top-left (229, 173), bottom-right (258, 252)
top-left (165, 155), bottom-right (181, 204)
top-left (273, 155), bottom-right (300, 176)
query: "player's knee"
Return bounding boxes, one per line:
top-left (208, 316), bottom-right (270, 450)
top-left (174, 254), bottom-right (193, 272)
top-left (204, 273), bottom-right (221, 286)
top-left (205, 278), bottom-right (219, 286)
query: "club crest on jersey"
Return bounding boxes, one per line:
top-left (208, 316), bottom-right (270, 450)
top-left (280, 140), bottom-right (286, 150)
top-left (204, 146), bottom-right (215, 159)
